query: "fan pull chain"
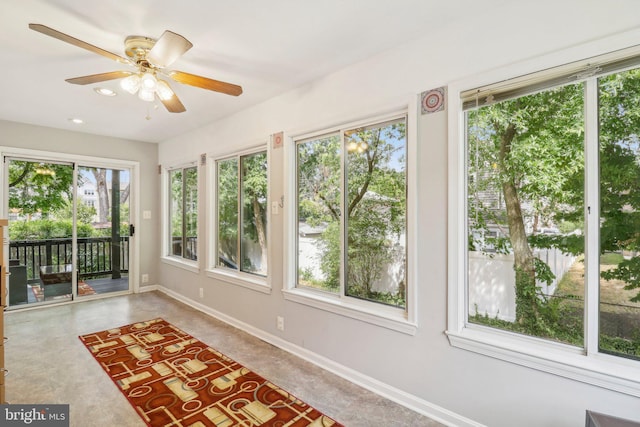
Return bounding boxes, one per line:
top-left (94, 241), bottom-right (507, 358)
top-left (145, 103), bottom-right (159, 120)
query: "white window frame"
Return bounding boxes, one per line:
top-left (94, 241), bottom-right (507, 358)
top-left (161, 162), bottom-right (199, 273)
top-left (207, 145), bottom-right (271, 294)
top-left (446, 44), bottom-right (640, 397)
top-left (284, 106), bottom-right (418, 335)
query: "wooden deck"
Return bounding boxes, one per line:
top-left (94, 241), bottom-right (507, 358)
top-left (22, 276), bottom-right (130, 306)
top-left (83, 276), bottom-right (130, 294)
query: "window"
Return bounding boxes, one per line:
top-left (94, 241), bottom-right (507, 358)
top-left (215, 150), bottom-right (268, 276)
top-left (168, 166), bottom-right (198, 261)
top-left (467, 81), bottom-right (586, 345)
top-left (449, 47), bottom-right (640, 393)
top-left (295, 117), bottom-right (407, 309)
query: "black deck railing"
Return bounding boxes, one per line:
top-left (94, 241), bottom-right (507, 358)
top-left (9, 237), bottom-right (129, 283)
top-left (171, 236), bottom-right (198, 261)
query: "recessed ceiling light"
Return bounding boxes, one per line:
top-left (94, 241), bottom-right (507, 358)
top-left (68, 118), bottom-right (84, 124)
top-left (94, 87), bottom-right (117, 97)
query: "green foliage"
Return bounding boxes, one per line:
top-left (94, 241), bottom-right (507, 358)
top-left (600, 335), bottom-right (640, 359)
top-left (472, 298), bottom-right (640, 359)
top-left (53, 199), bottom-right (97, 225)
top-left (297, 121), bottom-right (407, 307)
top-left (217, 159), bottom-right (239, 264)
top-left (241, 152), bottom-right (268, 248)
top-left (600, 252), bottom-right (624, 265)
top-left (184, 167), bottom-right (198, 239)
top-left (468, 83), bottom-right (585, 328)
top-left (216, 152), bottom-right (268, 274)
top-left (318, 221), bottom-right (340, 291)
top-left (9, 161), bottom-right (75, 216)
top-left (169, 167), bottom-right (198, 259)
top-left (470, 303), bottom-right (584, 348)
top-left (602, 257), bottom-right (640, 302)
top-left (9, 219), bottom-right (95, 240)
top-left (468, 66), bottom-right (640, 357)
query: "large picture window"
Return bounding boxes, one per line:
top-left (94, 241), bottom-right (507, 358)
top-left (466, 82), bottom-right (586, 345)
top-left (215, 150), bottom-right (268, 276)
top-left (168, 166), bottom-right (198, 261)
top-left (296, 117), bottom-right (407, 308)
top-left (454, 50), bottom-right (640, 378)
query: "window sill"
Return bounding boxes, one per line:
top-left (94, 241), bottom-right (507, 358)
top-left (446, 326), bottom-right (640, 397)
top-left (206, 268), bottom-right (271, 294)
top-left (282, 288), bottom-right (417, 335)
top-left (161, 256), bottom-right (200, 274)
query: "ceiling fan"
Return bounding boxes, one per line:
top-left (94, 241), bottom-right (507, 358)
top-left (28, 23), bottom-right (243, 113)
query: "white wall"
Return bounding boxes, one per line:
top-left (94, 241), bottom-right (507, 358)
top-left (0, 120), bottom-right (160, 289)
top-left (158, 3), bottom-right (640, 426)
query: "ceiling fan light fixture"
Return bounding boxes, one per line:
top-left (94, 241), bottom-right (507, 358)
top-left (138, 87), bottom-right (156, 102)
top-left (94, 87), bottom-right (116, 97)
top-left (140, 72), bottom-right (157, 91)
top-left (156, 79), bottom-right (174, 101)
top-left (29, 24), bottom-right (244, 114)
top-left (120, 74), bottom-right (140, 94)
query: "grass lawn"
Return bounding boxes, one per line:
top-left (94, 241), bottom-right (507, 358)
top-left (556, 254), bottom-right (640, 310)
top-left (555, 253), bottom-right (640, 341)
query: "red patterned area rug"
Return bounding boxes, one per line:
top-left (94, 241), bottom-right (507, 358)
top-left (79, 318), bottom-right (342, 426)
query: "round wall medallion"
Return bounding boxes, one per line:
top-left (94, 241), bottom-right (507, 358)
top-left (421, 87), bottom-right (445, 114)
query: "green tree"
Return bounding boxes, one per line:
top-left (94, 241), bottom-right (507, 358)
top-left (297, 121), bottom-right (407, 306)
top-left (217, 160), bottom-right (238, 265)
top-left (170, 167), bottom-right (198, 259)
top-left (241, 152), bottom-right (268, 273)
top-left (216, 153), bottom-right (268, 274)
top-left (53, 199), bottom-right (97, 225)
top-left (596, 69), bottom-right (640, 301)
top-left (297, 135), bottom-right (341, 290)
top-left (468, 83), bottom-right (584, 331)
top-left (469, 68), bottom-right (640, 336)
top-left (9, 161), bottom-right (75, 217)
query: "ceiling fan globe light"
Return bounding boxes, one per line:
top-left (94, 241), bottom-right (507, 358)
top-left (156, 79), bottom-right (174, 101)
top-left (140, 72), bottom-right (157, 91)
top-left (138, 87), bottom-right (155, 102)
top-left (120, 74), bottom-right (140, 94)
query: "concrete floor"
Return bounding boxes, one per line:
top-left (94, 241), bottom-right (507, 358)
top-left (3, 291), bottom-right (444, 427)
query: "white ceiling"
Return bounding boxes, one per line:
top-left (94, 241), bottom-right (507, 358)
top-left (0, 0), bottom-right (483, 143)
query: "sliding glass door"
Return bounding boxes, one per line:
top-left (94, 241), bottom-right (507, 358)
top-left (6, 158), bottom-right (131, 307)
top-left (8, 159), bottom-right (74, 305)
top-left (75, 166), bottom-right (130, 299)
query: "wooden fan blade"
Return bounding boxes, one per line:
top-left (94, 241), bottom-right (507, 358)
top-left (29, 23), bottom-right (131, 65)
top-left (168, 71), bottom-right (243, 96)
top-left (66, 71), bottom-right (133, 85)
top-left (160, 93), bottom-right (186, 113)
top-left (147, 31), bottom-right (193, 68)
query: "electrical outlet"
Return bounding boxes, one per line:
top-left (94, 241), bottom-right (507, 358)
top-left (141, 274), bottom-right (149, 283)
top-left (199, 287), bottom-right (204, 298)
top-left (276, 316), bottom-right (285, 331)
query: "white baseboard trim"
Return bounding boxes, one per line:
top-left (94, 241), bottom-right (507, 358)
top-left (154, 285), bottom-right (484, 427)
